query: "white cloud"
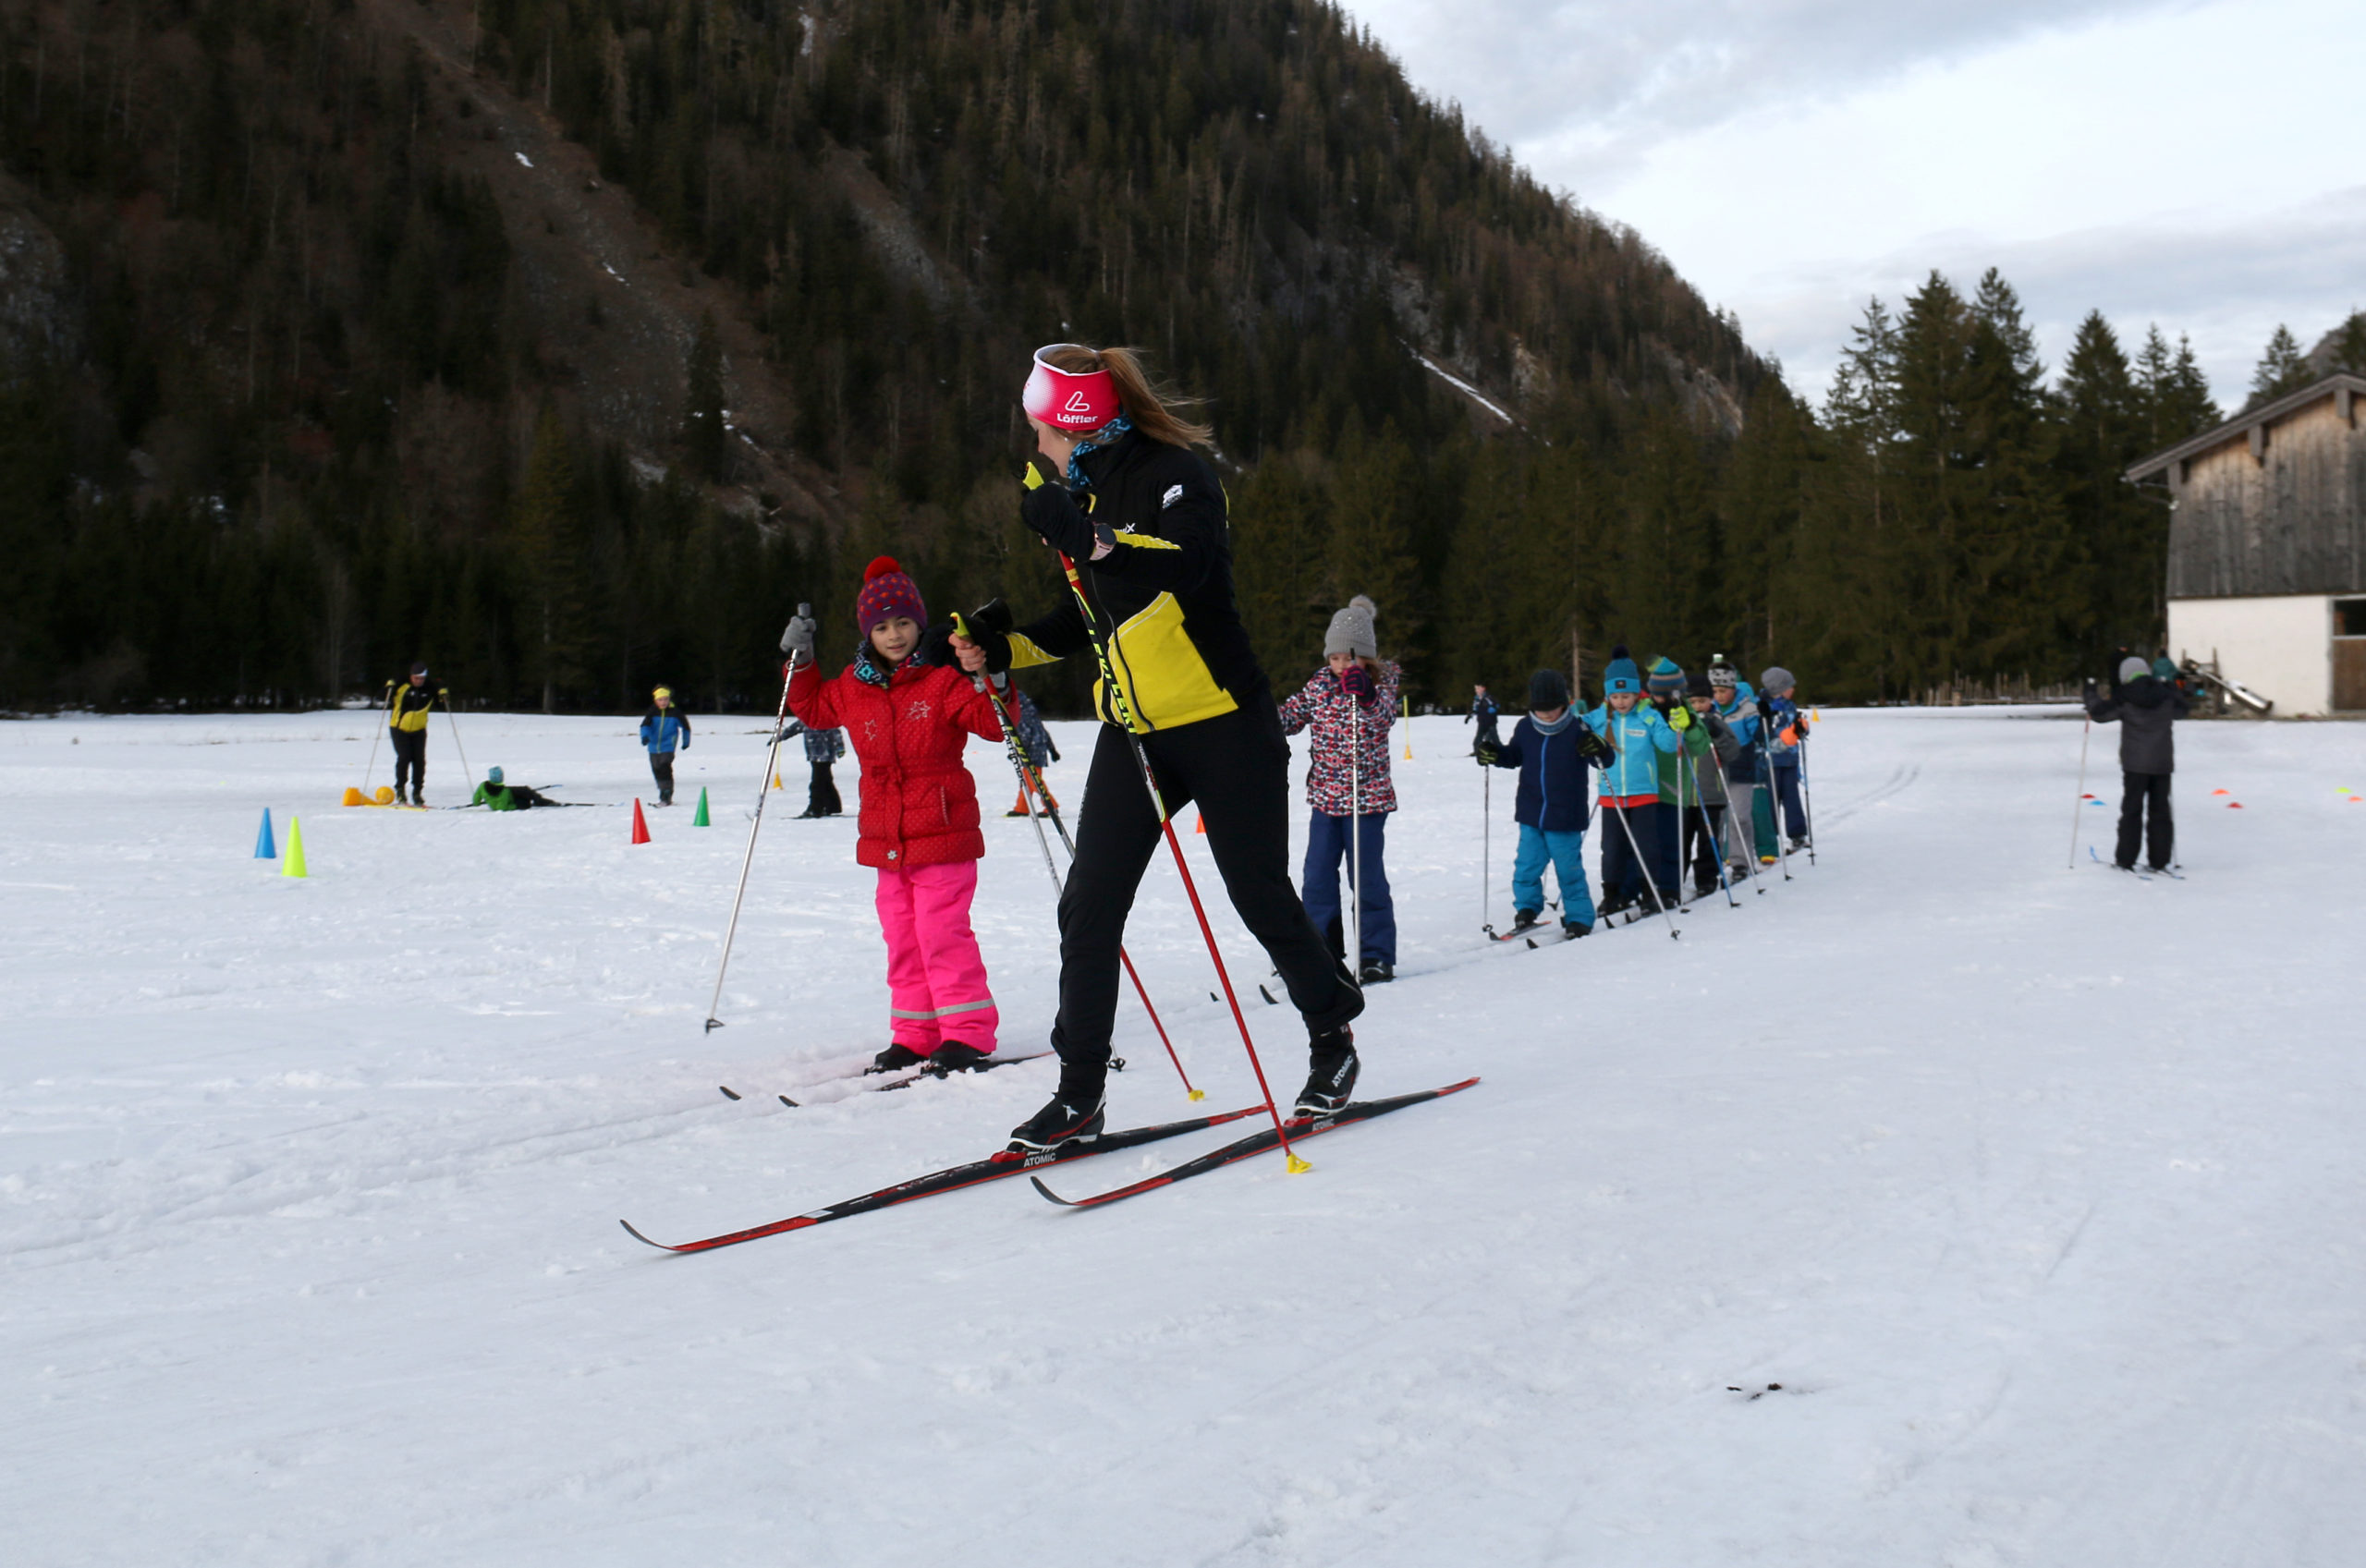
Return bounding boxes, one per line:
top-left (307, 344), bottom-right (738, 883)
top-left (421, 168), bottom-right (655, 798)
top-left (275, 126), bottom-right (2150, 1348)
top-left (1348, 0), bottom-right (2365, 404)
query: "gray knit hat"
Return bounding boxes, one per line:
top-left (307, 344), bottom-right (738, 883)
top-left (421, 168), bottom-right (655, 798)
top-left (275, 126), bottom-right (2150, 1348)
top-left (1760, 666), bottom-right (1795, 693)
top-left (1323, 595), bottom-right (1378, 660)
top-left (2118, 656), bottom-right (2151, 685)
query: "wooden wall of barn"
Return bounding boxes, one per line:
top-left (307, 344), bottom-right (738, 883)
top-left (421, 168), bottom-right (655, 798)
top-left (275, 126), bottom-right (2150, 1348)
top-left (2166, 393), bottom-right (2365, 598)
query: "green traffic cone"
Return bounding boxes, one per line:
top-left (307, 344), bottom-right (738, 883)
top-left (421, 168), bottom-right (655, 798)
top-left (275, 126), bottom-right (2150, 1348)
top-left (692, 786), bottom-right (710, 827)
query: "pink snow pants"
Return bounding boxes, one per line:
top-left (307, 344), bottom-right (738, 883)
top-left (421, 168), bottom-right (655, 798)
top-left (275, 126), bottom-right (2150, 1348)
top-left (875, 859), bottom-right (999, 1055)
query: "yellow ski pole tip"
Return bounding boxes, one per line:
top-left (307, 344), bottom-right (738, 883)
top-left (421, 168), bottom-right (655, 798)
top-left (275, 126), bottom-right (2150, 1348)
top-left (1286, 1153), bottom-right (1312, 1174)
top-left (1189, 1089), bottom-right (1206, 1101)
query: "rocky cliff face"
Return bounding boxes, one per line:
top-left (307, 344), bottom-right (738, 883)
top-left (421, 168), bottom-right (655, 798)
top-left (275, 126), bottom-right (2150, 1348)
top-left (0, 174), bottom-right (77, 374)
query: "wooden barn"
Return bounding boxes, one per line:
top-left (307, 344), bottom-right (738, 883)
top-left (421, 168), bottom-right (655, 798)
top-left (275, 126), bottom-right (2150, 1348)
top-left (2128, 371), bottom-right (2366, 714)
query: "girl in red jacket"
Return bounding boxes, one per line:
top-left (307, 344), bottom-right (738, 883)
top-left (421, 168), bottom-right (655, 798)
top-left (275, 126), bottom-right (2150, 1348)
top-left (783, 557), bottom-right (1008, 1074)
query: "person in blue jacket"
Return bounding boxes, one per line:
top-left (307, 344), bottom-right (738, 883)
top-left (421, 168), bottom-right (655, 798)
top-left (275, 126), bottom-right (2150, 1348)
top-left (1582, 645), bottom-right (1680, 918)
top-left (639, 686), bottom-right (692, 806)
top-left (1479, 669), bottom-right (1614, 938)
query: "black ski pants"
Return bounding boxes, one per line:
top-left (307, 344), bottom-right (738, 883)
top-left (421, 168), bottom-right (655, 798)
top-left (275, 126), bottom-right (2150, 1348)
top-left (648, 750), bottom-right (676, 804)
top-left (2116, 771), bottom-right (2173, 869)
top-left (391, 729), bottom-right (427, 796)
top-left (1599, 802), bottom-right (1660, 905)
top-left (808, 761), bottom-right (841, 817)
top-left (1054, 696), bottom-right (1360, 1078)
top-left (1680, 803), bottom-right (1728, 890)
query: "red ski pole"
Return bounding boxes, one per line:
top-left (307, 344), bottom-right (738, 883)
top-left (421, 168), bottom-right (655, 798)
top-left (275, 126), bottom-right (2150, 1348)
top-left (974, 672), bottom-right (1203, 1101)
top-left (1053, 549), bottom-right (1311, 1172)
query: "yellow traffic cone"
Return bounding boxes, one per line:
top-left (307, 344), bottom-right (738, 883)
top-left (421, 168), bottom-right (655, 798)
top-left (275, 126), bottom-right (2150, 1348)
top-left (774, 771), bottom-right (784, 790)
top-left (283, 816), bottom-right (309, 879)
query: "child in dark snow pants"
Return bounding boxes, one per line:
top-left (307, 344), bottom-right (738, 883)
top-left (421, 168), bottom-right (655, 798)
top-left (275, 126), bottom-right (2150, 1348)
top-left (2087, 656), bottom-right (2188, 871)
top-left (1582, 647), bottom-right (1679, 916)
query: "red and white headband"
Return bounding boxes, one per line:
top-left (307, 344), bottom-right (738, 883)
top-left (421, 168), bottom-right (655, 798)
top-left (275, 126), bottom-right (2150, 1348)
top-left (1021, 345), bottom-right (1121, 431)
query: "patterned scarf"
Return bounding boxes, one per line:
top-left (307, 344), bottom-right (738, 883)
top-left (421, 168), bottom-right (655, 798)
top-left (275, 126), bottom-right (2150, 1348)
top-left (1531, 711), bottom-right (1575, 735)
top-left (853, 640), bottom-right (909, 690)
top-left (1065, 415), bottom-right (1133, 489)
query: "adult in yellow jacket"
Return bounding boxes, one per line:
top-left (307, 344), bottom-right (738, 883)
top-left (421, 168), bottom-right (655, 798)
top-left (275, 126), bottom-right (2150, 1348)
top-left (385, 662), bottom-right (445, 806)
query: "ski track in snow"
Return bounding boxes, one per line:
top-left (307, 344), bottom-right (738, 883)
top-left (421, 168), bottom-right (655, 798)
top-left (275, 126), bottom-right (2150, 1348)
top-left (4, 706), bottom-right (2363, 1565)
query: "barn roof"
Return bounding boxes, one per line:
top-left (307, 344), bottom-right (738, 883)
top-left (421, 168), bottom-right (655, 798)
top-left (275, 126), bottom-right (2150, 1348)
top-left (2128, 372), bottom-right (2366, 483)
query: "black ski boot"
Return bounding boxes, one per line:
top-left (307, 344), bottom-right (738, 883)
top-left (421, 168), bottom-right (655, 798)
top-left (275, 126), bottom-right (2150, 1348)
top-left (1008, 1089), bottom-right (1106, 1151)
top-left (1294, 1026), bottom-right (1360, 1118)
top-left (866, 1043), bottom-right (925, 1076)
top-left (1359, 961), bottom-right (1395, 986)
top-left (1510, 907), bottom-right (1543, 932)
top-left (1561, 919), bottom-right (1592, 940)
top-left (925, 1042), bottom-right (993, 1074)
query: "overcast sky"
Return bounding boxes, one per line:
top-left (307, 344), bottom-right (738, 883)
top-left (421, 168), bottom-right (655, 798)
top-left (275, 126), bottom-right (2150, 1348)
top-left (1343, 0), bottom-right (2366, 409)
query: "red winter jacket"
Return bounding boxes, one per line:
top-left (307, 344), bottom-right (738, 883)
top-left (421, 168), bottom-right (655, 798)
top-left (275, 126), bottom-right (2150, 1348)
top-left (787, 654), bottom-right (1005, 869)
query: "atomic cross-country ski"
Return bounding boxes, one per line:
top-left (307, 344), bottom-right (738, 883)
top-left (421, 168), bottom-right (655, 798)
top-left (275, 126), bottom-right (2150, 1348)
top-left (619, 1100), bottom-right (1262, 1253)
top-left (1030, 1076), bottom-right (1480, 1210)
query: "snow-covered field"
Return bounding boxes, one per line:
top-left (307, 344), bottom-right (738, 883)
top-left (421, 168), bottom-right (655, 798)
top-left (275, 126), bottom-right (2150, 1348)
top-left (5, 704), bottom-right (2361, 1566)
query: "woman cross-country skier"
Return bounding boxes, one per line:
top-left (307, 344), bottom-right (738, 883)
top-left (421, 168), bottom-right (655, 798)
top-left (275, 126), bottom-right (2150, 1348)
top-left (780, 557), bottom-right (1010, 1075)
top-left (949, 344), bottom-right (1363, 1150)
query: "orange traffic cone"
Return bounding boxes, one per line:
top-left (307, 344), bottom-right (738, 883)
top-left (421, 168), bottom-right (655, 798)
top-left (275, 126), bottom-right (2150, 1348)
top-left (1194, 810), bottom-right (1206, 834)
top-left (631, 799), bottom-right (652, 844)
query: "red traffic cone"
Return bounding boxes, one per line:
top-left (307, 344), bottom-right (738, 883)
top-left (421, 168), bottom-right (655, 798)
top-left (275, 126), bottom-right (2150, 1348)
top-left (631, 798), bottom-right (652, 844)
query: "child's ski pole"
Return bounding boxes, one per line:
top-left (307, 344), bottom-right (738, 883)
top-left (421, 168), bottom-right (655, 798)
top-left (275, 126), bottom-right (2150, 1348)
top-left (360, 682), bottom-right (390, 794)
top-left (1795, 731), bottom-right (1817, 866)
top-left (2067, 709), bottom-right (2092, 869)
top-left (1348, 680), bottom-right (1363, 978)
top-left (1686, 716), bottom-right (1739, 908)
top-left (1608, 797), bottom-right (1680, 939)
top-left (1703, 744), bottom-right (1765, 895)
top-left (1481, 762), bottom-right (1494, 937)
top-left (704, 612), bottom-right (803, 1032)
top-left (439, 691), bottom-right (474, 786)
top-left (973, 671), bottom-right (1201, 1100)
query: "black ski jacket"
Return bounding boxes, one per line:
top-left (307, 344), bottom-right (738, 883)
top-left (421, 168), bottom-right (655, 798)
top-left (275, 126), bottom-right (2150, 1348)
top-left (1006, 431), bottom-right (1261, 734)
top-left (2087, 676), bottom-right (2187, 773)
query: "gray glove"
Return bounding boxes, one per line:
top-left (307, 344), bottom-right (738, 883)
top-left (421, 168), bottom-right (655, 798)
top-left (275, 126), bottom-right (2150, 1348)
top-left (779, 602), bottom-right (816, 662)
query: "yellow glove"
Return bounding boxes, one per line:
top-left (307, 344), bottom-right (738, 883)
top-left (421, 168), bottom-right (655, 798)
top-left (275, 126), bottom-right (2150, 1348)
top-left (1669, 706), bottom-right (1692, 732)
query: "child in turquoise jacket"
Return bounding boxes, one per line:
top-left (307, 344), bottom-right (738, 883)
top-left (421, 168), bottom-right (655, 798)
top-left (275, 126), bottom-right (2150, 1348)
top-left (1582, 645), bottom-right (1679, 918)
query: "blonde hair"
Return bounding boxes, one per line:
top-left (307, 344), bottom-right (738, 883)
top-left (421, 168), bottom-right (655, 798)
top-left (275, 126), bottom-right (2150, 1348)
top-left (1041, 345), bottom-right (1213, 450)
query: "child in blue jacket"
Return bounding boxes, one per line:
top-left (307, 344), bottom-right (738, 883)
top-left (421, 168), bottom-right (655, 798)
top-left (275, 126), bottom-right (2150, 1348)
top-left (1582, 645), bottom-right (1680, 918)
top-left (638, 686), bottom-right (692, 807)
top-left (1479, 669), bottom-right (1613, 938)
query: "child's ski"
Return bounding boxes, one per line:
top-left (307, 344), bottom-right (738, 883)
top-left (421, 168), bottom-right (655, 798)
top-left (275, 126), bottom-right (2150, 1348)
top-left (2088, 846), bottom-right (2180, 881)
top-left (1030, 1077), bottom-right (1480, 1209)
top-left (720, 1049), bottom-right (1067, 1107)
top-left (620, 1100), bottom-right (1263, 1253)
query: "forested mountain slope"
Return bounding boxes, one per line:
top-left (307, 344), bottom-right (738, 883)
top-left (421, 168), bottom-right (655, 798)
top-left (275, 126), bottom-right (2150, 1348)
top-left (0, 0), bottom-right (1763, 711)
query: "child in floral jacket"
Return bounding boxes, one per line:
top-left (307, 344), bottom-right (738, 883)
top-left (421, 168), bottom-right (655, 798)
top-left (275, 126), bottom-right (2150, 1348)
top-left (1277, 596), bottom-right (1400, 984)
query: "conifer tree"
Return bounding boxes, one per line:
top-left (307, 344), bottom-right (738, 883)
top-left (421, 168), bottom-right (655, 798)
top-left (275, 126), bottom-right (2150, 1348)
top-left (2249, 324), bottom-right (2311, 407)
top-left (2055, 310), bottom-right (2153, 654)
top-left (2330, 311), bottom-right (2366, 376)
top-left (513, 405), bottom-right (591, 714)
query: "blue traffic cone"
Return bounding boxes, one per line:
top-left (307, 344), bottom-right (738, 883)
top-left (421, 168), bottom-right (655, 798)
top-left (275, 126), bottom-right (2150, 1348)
top-left (254, 807), bottom-right (277, 859)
